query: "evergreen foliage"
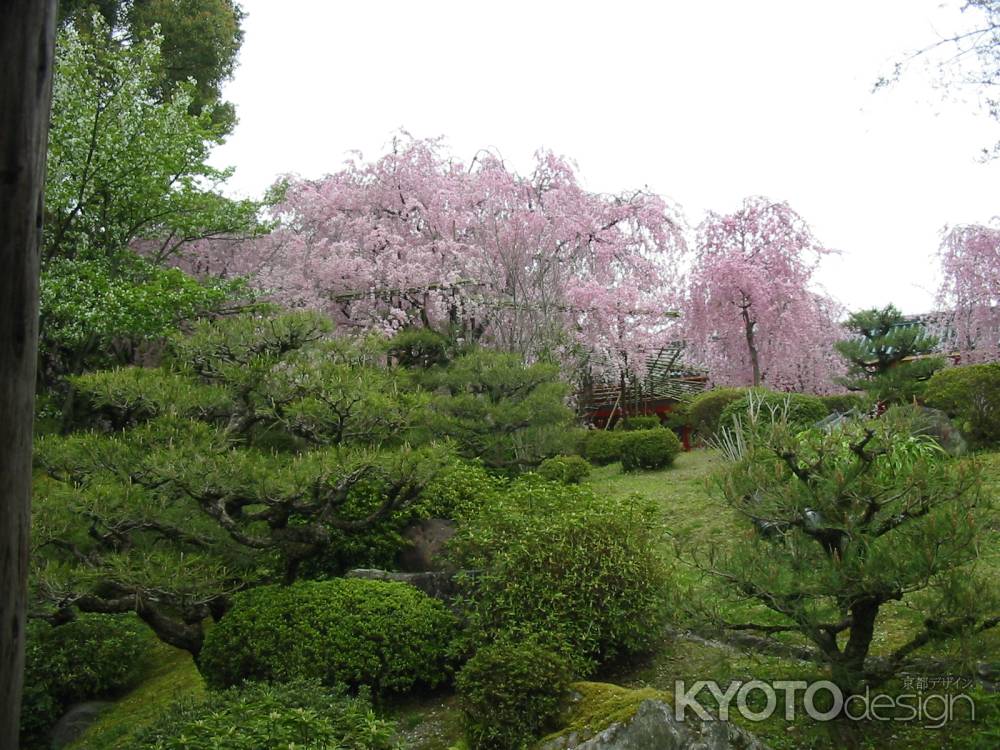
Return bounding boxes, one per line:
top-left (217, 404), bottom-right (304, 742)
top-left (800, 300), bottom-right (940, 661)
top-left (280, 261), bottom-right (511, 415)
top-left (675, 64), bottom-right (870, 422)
top-left (456, 633), bottom-right (573, 750)
top-left (698, 399), bottom-right (994, 693)
top-left (537, 455), bottom-right (592, 484)
top-left (619, 429), bottom-right (682, 471)
top-left (448, 478), bottom-right (670, 673)
top-left (835, 305), bottom-right (945, 403)
top-left (32, 313), bottom-right (451, 655)
top-left (132, 680), bottom-right (397, 750)
top-left (924, 363), bottom-right (1000, 448)
top-left (199, 579), bottom-right (456, 696)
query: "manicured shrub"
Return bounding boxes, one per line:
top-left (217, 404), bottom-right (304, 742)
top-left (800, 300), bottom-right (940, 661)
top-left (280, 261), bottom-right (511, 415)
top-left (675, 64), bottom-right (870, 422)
top-left (661, 401), bottom-right (691, 432)
top-left (819, 392), bottom-right (867, 415)
top-left (687, 387), bottom-right (747, 437)
top-left (21, 614), bottom-right (151, 743)
top-left (923, 363), bottom-right (1000, 448)
top-left (615, 415), bottom-right (661, 431)
top-left (718, 389), bottom-right (827, 432)
top-left (580, 429), bottom-right (624, 465)
top-left (537, 455), bottom-right (592, 484)
top-left (413, 458), bottom-right (506, 518)
top-left (619, 429), bottom-right (681, 472)
top-left (199, 578), bottom-right (456, 696)
top-left (456, 633), bottom-right (573, 750)
top-left (448, 478), bottom-right (669, 673)
top-left (132, 680), bottom-right (396, 750)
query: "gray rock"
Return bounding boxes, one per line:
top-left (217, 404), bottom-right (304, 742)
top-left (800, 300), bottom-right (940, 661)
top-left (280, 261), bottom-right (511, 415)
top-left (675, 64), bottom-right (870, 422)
top-left (50, 700), bottom-right (111, 749)
top-left (345, 568), bottom-right (457, 600)
top-left (397, 518), bottom-right (456, 572)
top-left (540, 699), bottom-right (768, 750)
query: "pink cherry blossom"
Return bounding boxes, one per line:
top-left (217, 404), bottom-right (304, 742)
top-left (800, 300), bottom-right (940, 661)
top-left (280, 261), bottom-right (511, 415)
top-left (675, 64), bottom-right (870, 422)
top-left (177, 136), bottom-right (686, 379)
top-left (938, 221), bottom-right (1000, 363)
top-left (681, 197), bottom-right (844, 392)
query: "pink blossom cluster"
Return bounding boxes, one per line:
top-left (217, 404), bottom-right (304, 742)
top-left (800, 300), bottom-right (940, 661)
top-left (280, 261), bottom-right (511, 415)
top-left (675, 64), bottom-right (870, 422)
top-left (682, 197), bottom-right (845, 392)
top-left (938, 222), bottom-right (1000, 363)
top-left (176, 137), bottom-right (686, 377)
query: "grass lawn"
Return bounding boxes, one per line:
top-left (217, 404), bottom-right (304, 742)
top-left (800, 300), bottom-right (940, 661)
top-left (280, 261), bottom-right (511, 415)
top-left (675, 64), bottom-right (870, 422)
top-left (70, 448), bottom-right (998, 750)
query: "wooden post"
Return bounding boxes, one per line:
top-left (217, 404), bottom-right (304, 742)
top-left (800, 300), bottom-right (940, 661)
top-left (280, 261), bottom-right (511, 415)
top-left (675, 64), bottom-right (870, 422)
top-left (1, 2), bottom-right (57, 746)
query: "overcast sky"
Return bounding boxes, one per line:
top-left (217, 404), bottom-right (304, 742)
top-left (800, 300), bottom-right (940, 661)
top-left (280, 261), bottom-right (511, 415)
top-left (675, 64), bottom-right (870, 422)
top-left (209, 0), bottom-right (999, 315)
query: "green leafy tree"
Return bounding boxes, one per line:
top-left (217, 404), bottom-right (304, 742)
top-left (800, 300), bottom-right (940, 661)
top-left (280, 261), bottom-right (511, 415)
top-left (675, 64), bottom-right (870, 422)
top-left (59, 0), bottom-right (245, 131)
top-left (834, 304), bottom-right (945, 404)
top-left (42, 19), bottom-right (261, 378)
top-left (692, 398), bottom-right (996, 695)
top-left (32, 313), bottom-right (450, 655)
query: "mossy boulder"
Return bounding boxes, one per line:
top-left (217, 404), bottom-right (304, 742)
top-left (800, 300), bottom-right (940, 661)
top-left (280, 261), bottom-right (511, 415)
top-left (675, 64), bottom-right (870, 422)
top-left (543, 682), bottom-right (673, 745)
top-left (539, 682), bottom-right (767, 750)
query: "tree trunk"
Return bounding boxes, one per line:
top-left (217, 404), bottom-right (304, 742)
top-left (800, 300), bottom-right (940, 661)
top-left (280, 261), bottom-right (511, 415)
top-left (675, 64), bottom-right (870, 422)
top-left (740, 304), bottom-right (762, 387)
top-left (833, 597), bottom-right (880, 695)
top-left (0, 3), bottom-right (57, 746)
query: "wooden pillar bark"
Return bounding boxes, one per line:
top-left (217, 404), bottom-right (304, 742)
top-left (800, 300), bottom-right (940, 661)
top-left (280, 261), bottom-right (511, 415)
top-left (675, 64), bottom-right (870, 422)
top-left (0, 2), bottom-right (57, 747)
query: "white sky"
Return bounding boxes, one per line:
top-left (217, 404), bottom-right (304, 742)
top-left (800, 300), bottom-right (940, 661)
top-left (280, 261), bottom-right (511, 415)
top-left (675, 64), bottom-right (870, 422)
top-left (209, 0), bottom-right (1000, 315)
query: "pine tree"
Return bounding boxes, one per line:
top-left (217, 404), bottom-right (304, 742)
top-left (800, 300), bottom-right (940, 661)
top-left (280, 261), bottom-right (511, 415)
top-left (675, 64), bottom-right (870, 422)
top-left (835, 304), bottom-right (945, 404)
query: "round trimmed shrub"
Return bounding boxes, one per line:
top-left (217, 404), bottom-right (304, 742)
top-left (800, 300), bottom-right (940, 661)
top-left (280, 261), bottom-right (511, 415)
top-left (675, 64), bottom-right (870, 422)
top-left (662, 401), bottom-right (690, 432)
top-left (580, 430), bottom-right (623, 465)
top-left (414, 458), bottom-right (505, 519)
top-left (619, 429), bottom-right (681, 472)
top-left (537, 455), bottom-right (592, 484)
top-left (687, 387), bottom-right (747, 437)
top-left (718, 389), bottom-right (827, 432)
top-left (21, 614), bottom-right (151, 743)
top-left (819, 393), bottom-right (867, 416)
top-left (199, 578), bottom-right (456, 696)
top-left (448, 479), bottom-right (669, 673)
top-left (924, 363), bottom-right (1000, 448)
top-left (456, 633), bottom-right (573, 750)
top-left (132, 679), bottom-right (396, 750)
top-left (615, 415), bottom-right (661, 431)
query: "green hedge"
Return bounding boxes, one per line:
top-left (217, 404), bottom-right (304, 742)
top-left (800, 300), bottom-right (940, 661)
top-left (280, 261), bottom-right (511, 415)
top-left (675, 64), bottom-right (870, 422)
top-left (199, 578), bottom-right (456, 696)
top-left (456, 633), bottom-right (573, 750)
top-left (21, 614), bottom-right (151, 745)
top-left (537, 455), bottom-right (592, 484)
top-left (448, 478), bottom-right (669, 673)
top-left (718, 389), bottom-right (827, 432)
top-left (619, 429), bottom-right (681, 472)
top-left (579, 430), bottom-right (624, 465)
top-left (687, 388), bottom-right (747, 437)
top-left (924, 363), bottom-right (1000, 448)
top-left (132, 680), bottom-right (396, 750)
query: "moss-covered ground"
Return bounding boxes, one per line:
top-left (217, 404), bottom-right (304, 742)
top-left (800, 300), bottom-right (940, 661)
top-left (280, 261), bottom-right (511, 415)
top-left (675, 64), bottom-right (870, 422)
top-left (67, 639), bottom-right (205, 750)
